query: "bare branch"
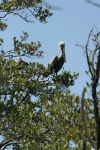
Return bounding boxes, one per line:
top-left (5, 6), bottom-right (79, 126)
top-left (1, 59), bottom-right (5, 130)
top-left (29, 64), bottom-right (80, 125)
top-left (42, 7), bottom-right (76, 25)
top-left (86, 27), bottom-right (94, 79)
top-left (0, 12), bottom-right (10, 18)
top-left (11, 11), bottom-right (34, 23)
top-left (0, 135), bottom-right (22, 149)
top-left (76, 43), bottom-right (93, 53)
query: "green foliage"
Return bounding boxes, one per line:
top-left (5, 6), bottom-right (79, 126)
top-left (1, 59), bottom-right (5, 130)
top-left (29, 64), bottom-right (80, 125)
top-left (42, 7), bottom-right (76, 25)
top-left (0, 38), bottom-right (4, 46)
top-left (0, 31), bottom-right (81, 149)
top-left (0, 1), bottom-right (97, 149)
top-left (0, 0), bottom-right (52, 30)
top-left (0, 39), bottom-right (96, 149)
top-left (0, 51), bottom-right (95, 149)
top-left (49, 71), bottom-right (78, 92)
top-left (0, 21), bottom-right (7, 31)
top-left (11, 32), bottom-right (43, 58)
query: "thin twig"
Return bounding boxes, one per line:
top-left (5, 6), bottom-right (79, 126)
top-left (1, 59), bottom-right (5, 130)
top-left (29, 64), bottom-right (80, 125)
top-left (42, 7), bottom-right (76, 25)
top-left (76, 43), bottom-right (93, 53)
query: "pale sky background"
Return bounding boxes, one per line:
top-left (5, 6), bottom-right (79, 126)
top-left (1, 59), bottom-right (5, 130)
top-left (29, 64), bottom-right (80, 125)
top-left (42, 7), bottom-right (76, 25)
top-left (0, 0), bottom-right (100, 149)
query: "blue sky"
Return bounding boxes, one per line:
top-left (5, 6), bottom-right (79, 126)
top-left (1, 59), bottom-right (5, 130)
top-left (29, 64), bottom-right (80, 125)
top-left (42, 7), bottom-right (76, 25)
top-left (0, 0), bottom-right (100, 149)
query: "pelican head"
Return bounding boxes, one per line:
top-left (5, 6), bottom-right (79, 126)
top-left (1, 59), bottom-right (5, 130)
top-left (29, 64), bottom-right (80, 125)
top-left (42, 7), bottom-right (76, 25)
top-left (15, 57), bottom-right (22, 63)
top-left (58, 41), bottom-right (66, 62)
top-left (15, 57), bottom-right (28, 65)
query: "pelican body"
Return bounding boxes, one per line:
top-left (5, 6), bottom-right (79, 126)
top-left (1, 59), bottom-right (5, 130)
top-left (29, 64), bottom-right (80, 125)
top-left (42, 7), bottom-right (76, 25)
top-left (44, 41), bottom-right (66, 77)
top-left (5, 57), bottom-right (28, 70)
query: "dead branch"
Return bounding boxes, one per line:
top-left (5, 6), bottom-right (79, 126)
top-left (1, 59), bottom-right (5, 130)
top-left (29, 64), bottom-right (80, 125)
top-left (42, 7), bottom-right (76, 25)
top-left (76, 43), bottom-right (93, 53)
top-left (86, 26), bottom-right (94, 79)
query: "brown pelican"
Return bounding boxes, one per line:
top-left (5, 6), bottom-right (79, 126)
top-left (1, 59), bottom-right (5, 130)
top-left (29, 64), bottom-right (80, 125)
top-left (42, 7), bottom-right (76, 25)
top-left (43, 41), bottom-right (66, 77)
top-left (5, 57), bottom-right (28, 70)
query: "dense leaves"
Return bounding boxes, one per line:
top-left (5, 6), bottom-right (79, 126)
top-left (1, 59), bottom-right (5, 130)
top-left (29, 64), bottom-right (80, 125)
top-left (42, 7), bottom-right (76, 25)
top-left (0, 1), bottom-right (99, 150)
top-left (0, 30), bottom-right (82, 149)
top-left (0, 42), bottom-right (96, 149)
top-left (0, 0), bottom-right (52, 31)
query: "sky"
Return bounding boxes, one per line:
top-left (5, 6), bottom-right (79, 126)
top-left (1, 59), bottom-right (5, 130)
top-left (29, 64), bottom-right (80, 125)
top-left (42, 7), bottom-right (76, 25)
top-left (0, 0), bottom-right (100, 149)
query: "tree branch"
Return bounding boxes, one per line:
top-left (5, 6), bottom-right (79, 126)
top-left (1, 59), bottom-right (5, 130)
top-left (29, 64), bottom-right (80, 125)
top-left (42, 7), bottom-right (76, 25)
top-left (92, 49), bottom-right (100, 124)
top-left (91, 31), bottom-right (100, 77)
top-left (86, 27), bottom-right (94, 79)
top-left (81, 87), bottom-right (96, 149)
top-left (92, 48), bottom-right (100, 150)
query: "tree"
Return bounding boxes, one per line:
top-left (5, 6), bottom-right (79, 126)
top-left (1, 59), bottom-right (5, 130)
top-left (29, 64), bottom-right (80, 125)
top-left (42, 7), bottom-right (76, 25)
top-left (76, 26), bottom-right (100, 150)
top-left (0, 0), bottom-right (79, 149)
top-left (0, 33), bottom-right (78, 149)
top-left (0, 1), bottom-right (100, 150)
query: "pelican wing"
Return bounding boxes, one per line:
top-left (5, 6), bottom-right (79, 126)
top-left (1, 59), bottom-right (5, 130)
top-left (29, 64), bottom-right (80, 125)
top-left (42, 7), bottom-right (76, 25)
top-left (5, 57), bottom-right (28, 70)
top-left (46, 55), bottom-right (58, 70)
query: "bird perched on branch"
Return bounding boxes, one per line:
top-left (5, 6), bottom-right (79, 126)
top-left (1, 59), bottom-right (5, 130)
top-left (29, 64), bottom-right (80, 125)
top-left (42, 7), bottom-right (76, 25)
top-left (43, 41), bottom-right (66, 77)
top-left (5, 57), bottom-right (28, 70)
